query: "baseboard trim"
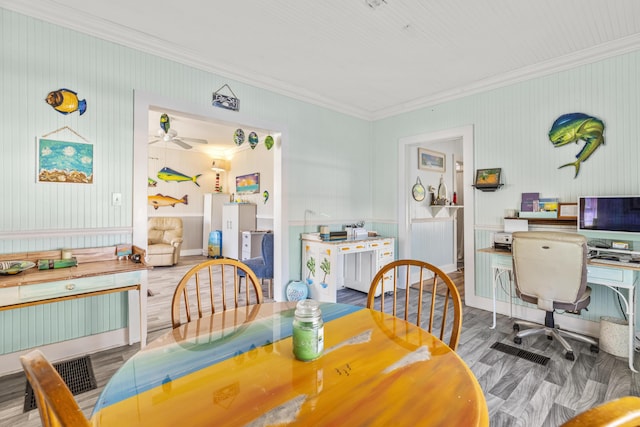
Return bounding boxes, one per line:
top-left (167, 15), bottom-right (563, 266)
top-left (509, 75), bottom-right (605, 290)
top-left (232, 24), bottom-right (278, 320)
top-left (0, 329), bottom-right (131, 376)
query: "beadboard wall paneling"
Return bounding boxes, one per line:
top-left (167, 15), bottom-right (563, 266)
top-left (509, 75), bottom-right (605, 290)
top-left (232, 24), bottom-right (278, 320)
top-left (0, 293), bottom-right (126, 354)
top-left (410, 220), bottom-right (455, 268)
top-left (372, 51), bottom-right (640, 225)
top-left (1, 7), bottom-right (372, 254)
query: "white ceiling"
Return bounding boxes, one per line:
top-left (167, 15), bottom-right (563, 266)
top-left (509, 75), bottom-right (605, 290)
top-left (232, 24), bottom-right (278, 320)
top-left (4, 0), bottom-right (640, 120)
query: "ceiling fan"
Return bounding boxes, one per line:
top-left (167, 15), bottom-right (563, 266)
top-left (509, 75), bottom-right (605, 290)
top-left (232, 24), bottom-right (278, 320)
top-left (148, 113), bottom-right (208, 150)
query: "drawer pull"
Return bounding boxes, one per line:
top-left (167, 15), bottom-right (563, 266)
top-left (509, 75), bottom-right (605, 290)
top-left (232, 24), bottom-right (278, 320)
top-left (66, 284), bottom-right (76, 291)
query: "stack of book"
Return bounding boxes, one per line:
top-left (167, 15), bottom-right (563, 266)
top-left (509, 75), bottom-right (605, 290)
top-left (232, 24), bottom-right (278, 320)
top-left (326, 231), bottom-right (348, 241)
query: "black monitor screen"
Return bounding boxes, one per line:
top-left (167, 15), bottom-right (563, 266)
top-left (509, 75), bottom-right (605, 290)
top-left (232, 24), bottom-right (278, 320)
top-left (579, 196), bottom-right (640, 233)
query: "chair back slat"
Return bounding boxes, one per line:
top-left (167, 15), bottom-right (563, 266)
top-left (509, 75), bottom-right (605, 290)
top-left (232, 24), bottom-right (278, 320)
top-left (172, 259), bottom-right (264, 328)
top-left (367, 259), bottom-right (463, 351)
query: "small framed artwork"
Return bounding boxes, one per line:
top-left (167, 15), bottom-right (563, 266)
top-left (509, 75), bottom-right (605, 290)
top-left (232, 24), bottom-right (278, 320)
top-left (474, 168), bottom-right (501, 188)
top-left (418, 148), bottom-right (446, 172)
top-left (558, 202), bottom-right (578, 220)
top-left (236, 172), bottom-right (260, 194)
top-left (37, 138), bottom-right (94, 184)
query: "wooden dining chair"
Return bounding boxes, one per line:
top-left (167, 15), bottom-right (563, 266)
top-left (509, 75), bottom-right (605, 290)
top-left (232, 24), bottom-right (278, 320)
top-left (19, 349), bottom-right (91, 427)
top-left (171, 258), bottom-right (264, 328)
top-left (561, 396), bottom-right (640, 426)
top-left (366, 259), bottom-right (463, 350)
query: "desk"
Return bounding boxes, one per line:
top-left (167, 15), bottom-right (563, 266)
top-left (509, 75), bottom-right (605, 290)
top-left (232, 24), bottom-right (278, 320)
top-left (479, 247), bottom-right (639, 372)
top-left (301, 236), bottom-right (395, 302)
top-left (91, 302), bottom-right (488, 426)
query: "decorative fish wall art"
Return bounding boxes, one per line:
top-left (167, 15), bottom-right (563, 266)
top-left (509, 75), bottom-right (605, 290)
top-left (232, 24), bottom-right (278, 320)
top-left (548, 113), bottom-right (605, 178)
top-left (157, 167), bottom-right (201, 187)
top-left (45, 88), bottom-right (87, 115)
top-left (263, 190), bottom-right (269, 204)
top-left (148, 177), bottom-right (157, 187)
top-left (148, 193), bottom-right (188, 209)
top-left (248, 132), bottom-right (259, 149)
top-left (160, 113), bottom-right (170, 133)
top-left (264, 135), bottom-right (274, 150)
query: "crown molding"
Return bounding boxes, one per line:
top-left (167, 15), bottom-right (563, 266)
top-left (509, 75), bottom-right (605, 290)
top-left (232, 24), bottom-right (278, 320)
top-left (371, 33), bottom-right (640, 121)
top-left (3, 1), bottom-right (640, 122)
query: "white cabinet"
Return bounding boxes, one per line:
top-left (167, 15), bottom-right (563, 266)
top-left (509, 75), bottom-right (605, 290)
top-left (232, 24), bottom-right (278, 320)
top-left (301, 236), bottom-right (395, 302)
top-left (202, 193), bottom-right (230, 256)
top-left (242, 230), bottom-right (268, 260)
top-left (222, 203), bottom-right (257, 259)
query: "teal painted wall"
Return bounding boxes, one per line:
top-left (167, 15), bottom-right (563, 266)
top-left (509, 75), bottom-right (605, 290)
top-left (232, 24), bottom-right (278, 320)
top-left (3, 6), bottom-right (640, 349)
top-left (372, 51), bottom-right (640, 325)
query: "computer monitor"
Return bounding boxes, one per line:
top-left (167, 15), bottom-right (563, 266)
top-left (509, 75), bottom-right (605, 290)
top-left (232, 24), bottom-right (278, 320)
top-left (578, 196), bottom-right (640, 234)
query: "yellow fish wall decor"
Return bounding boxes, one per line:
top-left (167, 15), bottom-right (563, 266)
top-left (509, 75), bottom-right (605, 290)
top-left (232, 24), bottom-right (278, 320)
top-left (45, 88), bottom-right (87, 115)
top-left (148, 193), bottom-right (188, 209)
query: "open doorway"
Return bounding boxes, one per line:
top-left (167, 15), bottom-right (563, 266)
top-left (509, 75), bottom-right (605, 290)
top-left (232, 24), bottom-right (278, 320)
top-left (397, 126), bottom-right (475, 304)
top-left (133, 91), bottom-right (289, 299)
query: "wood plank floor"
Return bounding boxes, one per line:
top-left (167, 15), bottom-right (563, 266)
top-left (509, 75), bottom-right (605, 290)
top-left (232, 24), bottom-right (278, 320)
top-left (1, 256), bottom-right (639, 426)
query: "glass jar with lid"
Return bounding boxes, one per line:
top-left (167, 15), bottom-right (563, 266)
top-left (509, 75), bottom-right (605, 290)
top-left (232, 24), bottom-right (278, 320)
top-left (292, 299), bottom-right (324, 361)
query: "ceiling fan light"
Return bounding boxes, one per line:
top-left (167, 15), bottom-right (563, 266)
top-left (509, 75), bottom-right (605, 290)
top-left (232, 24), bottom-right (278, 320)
top-left (168, 129), bottom-right (177, 137)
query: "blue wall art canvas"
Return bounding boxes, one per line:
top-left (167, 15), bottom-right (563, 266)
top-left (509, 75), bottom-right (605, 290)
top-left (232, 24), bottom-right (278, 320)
top-left (37, 138), bottom-right (94, 184)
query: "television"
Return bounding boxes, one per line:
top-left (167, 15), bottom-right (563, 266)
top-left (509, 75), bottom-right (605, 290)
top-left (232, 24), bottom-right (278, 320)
top-left (578, 196), bottom-right (640, 234)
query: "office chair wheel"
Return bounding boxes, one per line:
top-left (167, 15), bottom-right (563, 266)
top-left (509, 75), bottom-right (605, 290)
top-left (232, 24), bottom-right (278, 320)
top-left (513, 324), bottom-right (520, 332)
top-left (565, 351), bottom-right (575, 361)
top-left (514, 336), bottom-right (522, 345)
top-left (590, 345), bottom-right (599, 353)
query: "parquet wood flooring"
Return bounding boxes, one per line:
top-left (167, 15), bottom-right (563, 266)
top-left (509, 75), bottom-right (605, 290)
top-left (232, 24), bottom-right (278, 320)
top-left (1, 256), bottom-right (639, 426)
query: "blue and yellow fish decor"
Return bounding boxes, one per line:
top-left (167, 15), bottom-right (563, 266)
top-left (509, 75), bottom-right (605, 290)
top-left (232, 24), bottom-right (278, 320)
top-left (248, 132), bottom-right (259, 150)
top-left (549, 113), bottom-right (605, 178)
top-left (45, 88), bottom-right (87, 115)
top-left (160, 113), bottom-right (170, 133)
top-left (157, 167), bottom-right (201, 187)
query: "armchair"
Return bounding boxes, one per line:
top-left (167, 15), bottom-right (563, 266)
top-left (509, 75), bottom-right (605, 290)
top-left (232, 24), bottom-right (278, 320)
top-left (147, 217), bottom-right (183, 267)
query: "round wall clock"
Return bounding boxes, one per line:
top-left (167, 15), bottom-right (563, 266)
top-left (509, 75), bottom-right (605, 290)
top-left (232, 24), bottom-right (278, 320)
top-left (412, 177), bottom-right (426, 201)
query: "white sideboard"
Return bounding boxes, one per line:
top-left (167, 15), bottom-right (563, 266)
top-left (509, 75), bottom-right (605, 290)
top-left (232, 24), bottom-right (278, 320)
top-left (301, 236), bottom-right (395, 302)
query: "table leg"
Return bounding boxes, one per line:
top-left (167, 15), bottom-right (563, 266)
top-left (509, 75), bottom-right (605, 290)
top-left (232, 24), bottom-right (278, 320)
top-left (491, 267), bottom-right (498, 329)
top-left (628, 286), bottom-right (637, 373)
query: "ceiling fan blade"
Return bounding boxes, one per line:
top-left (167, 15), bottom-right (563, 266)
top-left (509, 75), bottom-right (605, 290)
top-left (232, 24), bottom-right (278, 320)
top-left (179, 137), bottom-right (208, 144)
top-left (148, 139), bottom-right (160, 144)
top-left (172, 138), bottom-right (193, 150)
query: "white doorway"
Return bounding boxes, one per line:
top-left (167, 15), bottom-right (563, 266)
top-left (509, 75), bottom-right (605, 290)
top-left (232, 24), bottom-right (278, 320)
top-left (133, 91), bottom-right (289, 300)
top-left (397, 125), bottom-right (476, 304)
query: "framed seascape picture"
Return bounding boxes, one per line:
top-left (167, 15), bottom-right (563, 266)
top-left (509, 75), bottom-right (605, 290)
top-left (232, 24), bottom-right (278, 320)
top-left (37, 138), bottom-right (94, 184)
top-left (236, 172), bottom-right (260, 194)
top-left (474, 168), bottom-right (501, 188)
top-left (418, 148), bottom-right (446, 172)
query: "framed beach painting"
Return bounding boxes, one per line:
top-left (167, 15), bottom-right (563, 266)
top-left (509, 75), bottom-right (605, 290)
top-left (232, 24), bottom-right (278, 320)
top-left (418, 148), bottom-right (446, 172)
top-left (236, 172), bottom-right (260, 194)
top-left (37, 138), bottom-right (94, 184)
top-left (474, 168), bottom-right (501, 188)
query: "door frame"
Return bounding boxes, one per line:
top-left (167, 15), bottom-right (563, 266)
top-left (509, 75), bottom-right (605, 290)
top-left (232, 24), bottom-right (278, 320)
top-left (133, 90), bottom-right (289, 300)
top-left (397, 125), bottom-right (476, 304)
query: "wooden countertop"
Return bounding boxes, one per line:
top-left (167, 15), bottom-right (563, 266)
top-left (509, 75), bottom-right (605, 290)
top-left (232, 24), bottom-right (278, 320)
top-left (0, 246), bottom-right (150, 288)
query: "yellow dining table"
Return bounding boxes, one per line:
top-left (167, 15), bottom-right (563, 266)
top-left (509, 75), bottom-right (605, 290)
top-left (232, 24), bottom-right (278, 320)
top-left (90, 302), bottom-right (488, 426)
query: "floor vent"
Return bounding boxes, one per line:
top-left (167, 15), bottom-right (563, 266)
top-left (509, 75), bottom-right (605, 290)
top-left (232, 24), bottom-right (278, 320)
top-left (490, 342), bottom-right (550, 366)
top-left (24, 355), bottom-right (97, 412)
